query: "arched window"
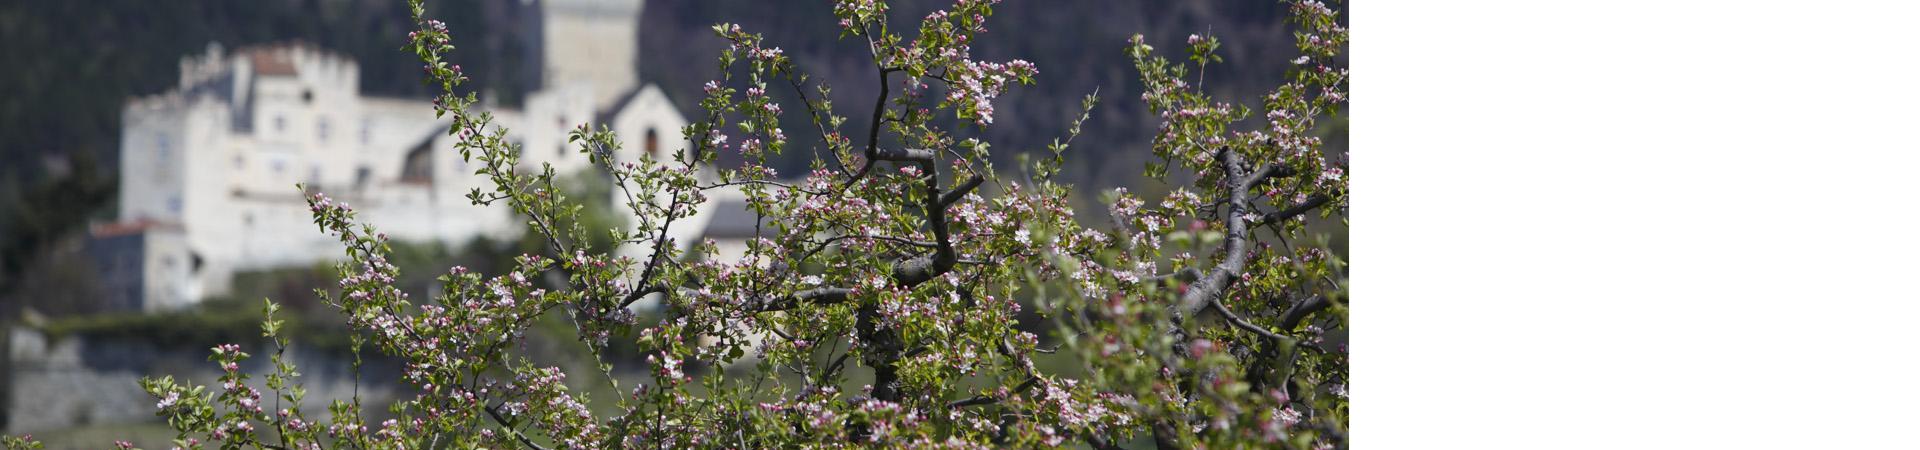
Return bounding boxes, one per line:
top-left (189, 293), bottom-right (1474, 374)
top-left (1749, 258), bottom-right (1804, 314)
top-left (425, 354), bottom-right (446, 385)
top-left (645, 128), bottom-right (660, 159)
top-left (401, 142), bottom-right (433, 184)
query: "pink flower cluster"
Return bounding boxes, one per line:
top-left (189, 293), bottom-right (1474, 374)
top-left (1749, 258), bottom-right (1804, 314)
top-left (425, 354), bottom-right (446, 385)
top-left (945, 59), bottom-right (1038, 127)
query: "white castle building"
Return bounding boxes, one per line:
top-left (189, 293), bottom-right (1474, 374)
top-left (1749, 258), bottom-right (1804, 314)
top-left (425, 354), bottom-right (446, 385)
top-left (95, 0), bottom-right (743, 312)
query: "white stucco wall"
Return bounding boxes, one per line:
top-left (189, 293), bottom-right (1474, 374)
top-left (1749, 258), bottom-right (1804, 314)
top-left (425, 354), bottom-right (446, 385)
top-left (103, 0), bottom-right (699, 310)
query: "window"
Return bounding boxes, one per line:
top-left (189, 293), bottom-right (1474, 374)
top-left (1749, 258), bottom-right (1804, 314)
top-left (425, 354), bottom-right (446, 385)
top-left (154, 133), bottom-right (171, 177)
top-left (155, 135), bottom-right (171, 161)
top-left (645, 128), bottom-right (660, 158)
top-left (273, 115), bottom-right (287, 133)
top-left (155, 135), bottom-right (172, 178)
top-left (317, 117), bottom-right (331, 143)
top-left (302, 89), bottom-right (314, 104)
top-left (401, 145), bottom-right (433, 184)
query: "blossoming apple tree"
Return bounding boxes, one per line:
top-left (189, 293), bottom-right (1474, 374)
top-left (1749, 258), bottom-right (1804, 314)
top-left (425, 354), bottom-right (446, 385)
top-left (9, 0), bottom-right (1347, 448)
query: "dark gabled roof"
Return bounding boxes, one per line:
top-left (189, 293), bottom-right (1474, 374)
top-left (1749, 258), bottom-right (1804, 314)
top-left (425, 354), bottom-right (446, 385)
top-left (593, 86), bottom-right (645, 127)
top-left (702, 198), bottom-right (776, 239)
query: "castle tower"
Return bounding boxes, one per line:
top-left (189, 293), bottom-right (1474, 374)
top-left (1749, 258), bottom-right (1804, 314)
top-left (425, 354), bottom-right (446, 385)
top-left (535, 0), bottom-right (644, 111)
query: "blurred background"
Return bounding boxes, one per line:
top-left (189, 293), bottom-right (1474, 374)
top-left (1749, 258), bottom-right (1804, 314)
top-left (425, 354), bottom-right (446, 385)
top-left (0, 0), bottom-right (1341, 446)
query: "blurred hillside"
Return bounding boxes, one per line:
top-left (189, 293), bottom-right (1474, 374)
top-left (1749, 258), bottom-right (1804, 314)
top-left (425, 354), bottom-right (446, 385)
top-left (0, 0), bottom-right (1335, 315)
top-left (639, 0), bottom-right (1337, 190)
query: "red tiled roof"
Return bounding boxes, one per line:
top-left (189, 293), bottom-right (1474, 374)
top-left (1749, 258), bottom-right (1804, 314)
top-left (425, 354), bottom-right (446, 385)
top-left (250, 50), bottom-right (298, 77)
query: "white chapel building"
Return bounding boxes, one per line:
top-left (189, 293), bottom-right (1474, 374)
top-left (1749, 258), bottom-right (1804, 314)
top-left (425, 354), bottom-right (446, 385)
top-left (96, 0), bottom-right (737, 311)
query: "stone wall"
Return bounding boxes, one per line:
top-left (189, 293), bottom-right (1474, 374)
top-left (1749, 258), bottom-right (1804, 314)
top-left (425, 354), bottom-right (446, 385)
top-left (3, 327), bottom-right (403, 434)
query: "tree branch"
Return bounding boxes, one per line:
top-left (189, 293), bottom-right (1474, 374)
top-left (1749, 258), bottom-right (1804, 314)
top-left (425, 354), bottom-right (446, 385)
top-left (743, 287), bottom-right (853, 312)
top-left (1084, 434), bottom-right (1126, 450)
top-left (1254, 194), bottom-right (1331, 226)
top-left (618, 283), bottom-right (670, 310)
top-left (1210, 298), bottom-right (1292, 344)
top-left (1147, 267), bottom-right (1202, 286)
top-left (1151, 419), bottom-right (1184, 450)
top-left (850, 67), bottom-right (903, 179)
top-left (940, 173), bottom-right (985, 207)
top-left (886, 149), bottom-right (961, 287)
top-left (873, 147), bottom-right (935, 163)
top-left (946, 377), bottom-right (1039, 409)
top-left (1244, 163), bottom-right (1286, 190)
top-left (1177, 149), bottom-right (1256, 314)
top-left (1279, 294), bottom-right (1331, 330)
top-left (786, 75), bottom-right (854, 177)
top-left (484, 404), bottom-right (552, 450)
